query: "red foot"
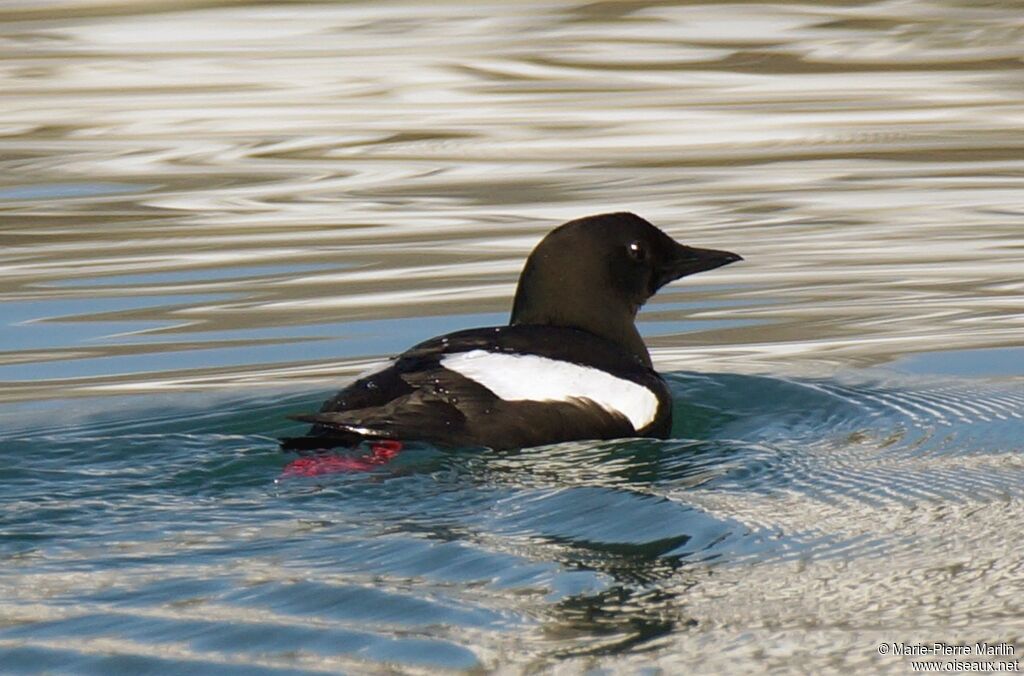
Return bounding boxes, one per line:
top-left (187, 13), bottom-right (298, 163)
top-left (281, 440), bottom-right (404, 477)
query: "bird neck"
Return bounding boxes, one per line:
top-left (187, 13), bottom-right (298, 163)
top-left (509, 300), bottom-right (653, 368)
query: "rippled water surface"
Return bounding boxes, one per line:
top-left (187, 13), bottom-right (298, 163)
top-left (2, 0), bottom-right (1023, 673)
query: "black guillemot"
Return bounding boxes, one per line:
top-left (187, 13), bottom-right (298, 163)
top-left (281, 212), bottom-right (741, 452)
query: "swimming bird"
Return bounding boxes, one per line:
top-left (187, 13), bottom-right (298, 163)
top-left (281, 212), bottom-right (741, 452)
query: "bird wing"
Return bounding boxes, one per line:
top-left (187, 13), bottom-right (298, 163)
top-left (288, 361), bottom-right (482, 446)
top-left (281, 326), bottom-right (658, 450)
top-left (292, 368), bottom-right (636, 450)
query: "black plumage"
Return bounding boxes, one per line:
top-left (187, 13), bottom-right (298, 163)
top-left (281, 212), bottom-right (741, 451)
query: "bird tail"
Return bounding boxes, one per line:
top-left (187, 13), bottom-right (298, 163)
top-left (279, 413), bottom-right (391, 451)
top-left (279, 434), bottom-right (355, 451)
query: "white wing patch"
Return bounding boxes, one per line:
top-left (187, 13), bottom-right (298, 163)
top-left (441, 350), bottom-right (659, 431)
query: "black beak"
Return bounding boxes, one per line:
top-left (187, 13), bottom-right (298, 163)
top-left (656, 243), bottom-right (742, 289)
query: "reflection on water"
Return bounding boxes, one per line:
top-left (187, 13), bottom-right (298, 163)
top-left (1, 0), bottom-right (1022, 673)
top-left (2, 0), bottom-right (1023, 400)
top-left (2, 373), bottom-right (1022, 672)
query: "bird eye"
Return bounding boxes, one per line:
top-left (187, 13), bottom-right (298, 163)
top-left (627, 240), bottom-right (647, 262)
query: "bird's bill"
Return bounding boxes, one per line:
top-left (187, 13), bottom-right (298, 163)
top-left (657, 243), bottom-right (743, 288)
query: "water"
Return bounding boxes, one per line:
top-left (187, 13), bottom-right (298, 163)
top-left (1, 0), bottom-right (1023, 672)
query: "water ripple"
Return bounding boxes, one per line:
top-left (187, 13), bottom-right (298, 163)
top-left (2, 366), bottom-right (1023, 670)
top-left (2, 0), bottom-right (1023, 671)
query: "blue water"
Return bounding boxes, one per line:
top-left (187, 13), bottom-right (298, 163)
top-left (2, 0), bottom-right (1023, 671)
top-left (3, 368), bottom-right (1022, 672)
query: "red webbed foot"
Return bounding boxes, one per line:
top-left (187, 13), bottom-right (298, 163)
top-left (280, 440), bottom-right (404, 477)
